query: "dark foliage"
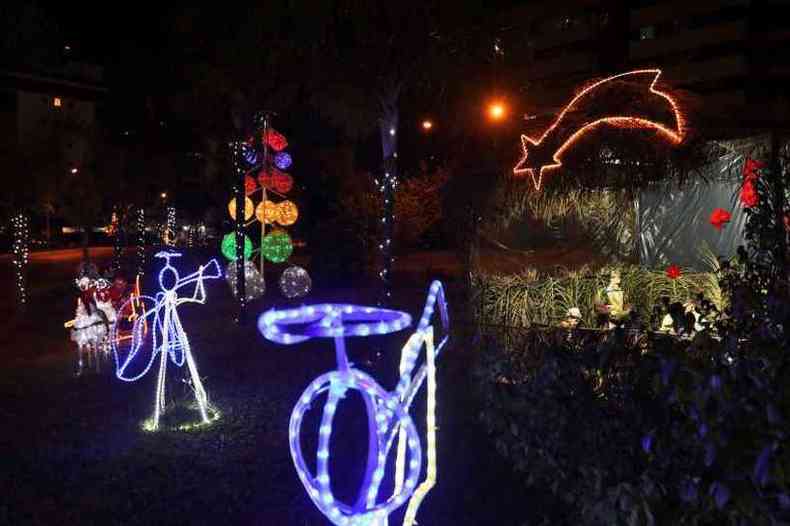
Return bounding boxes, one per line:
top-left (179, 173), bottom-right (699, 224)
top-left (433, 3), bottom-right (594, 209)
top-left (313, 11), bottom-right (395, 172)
top-left (475, 152), bottom-right (790, 524)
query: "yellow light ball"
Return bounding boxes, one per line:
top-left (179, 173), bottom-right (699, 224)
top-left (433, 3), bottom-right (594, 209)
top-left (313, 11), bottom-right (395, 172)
top-left (278, 200), bottom-right (299, 226)
top-left (256, 200), bottom-right (280, 224)
top-left (228, 197), bottom-right (254, 220)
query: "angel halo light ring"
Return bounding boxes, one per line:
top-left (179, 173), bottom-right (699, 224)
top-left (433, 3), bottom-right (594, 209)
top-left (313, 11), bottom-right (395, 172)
top-left (112, 251), bottom-right (222, 431)
top-left (258, 281), bottom-right (449, 526)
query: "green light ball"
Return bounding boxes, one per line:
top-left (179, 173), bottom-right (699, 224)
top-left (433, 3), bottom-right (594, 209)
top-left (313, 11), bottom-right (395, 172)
top-left (221, 233), bottom-right (253, 261)
top-left (261, 230), bottom-right (293, 263)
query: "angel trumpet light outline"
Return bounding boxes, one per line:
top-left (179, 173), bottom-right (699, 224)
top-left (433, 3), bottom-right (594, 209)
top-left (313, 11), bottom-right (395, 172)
top-left (513, 68), bottom-right (686, 191)
top-left (111, 251), bottom-right (222, 431)
top-left (258, 280), bottom-right (449, 526)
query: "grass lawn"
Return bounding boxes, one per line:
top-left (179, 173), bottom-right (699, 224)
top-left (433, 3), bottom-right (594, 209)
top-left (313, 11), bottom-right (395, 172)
top-left (0, 249), bottom-right (535, 525)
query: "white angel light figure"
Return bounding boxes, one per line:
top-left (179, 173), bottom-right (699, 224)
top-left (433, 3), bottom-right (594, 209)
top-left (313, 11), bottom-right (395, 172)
top-left (112, 251), bottom-right (221, 431)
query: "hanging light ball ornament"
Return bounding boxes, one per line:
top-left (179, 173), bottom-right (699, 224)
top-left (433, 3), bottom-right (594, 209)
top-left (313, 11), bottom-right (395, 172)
top-left (244, 175), bottom-right (258, 195)
top-left (221, 233), bottom-right (253, 261)
top-left (225, 260), bottom-right (265, 301)
top-left (256, 199), bottom-right (281, 224)
top-left (258, 168), bottom-right (284, 190)
top-left (228, 196), bottom-right (254, 220)
top-left (241, 142), bottom-right (258, 165)
top-left (274, 152), bottom-right (292, 170)
top-left (278, 200), bottom-right (299, 226)
top-left (262, 230), bottom-right (293, 263)
top-left (273, 172), bottom-right (294, 193)
top-left (279, 265), bottom-right (311, 299)
top-left (264, 129), bottom-right (288, 152)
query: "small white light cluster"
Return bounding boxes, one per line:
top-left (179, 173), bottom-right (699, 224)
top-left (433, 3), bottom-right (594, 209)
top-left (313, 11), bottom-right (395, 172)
top-left (112, 252), bottom-right (222, 431)
top-left (136, 208), bottom-right (146, 276)
top-left (164, 207), bottom-right (177, 246)
top-left (258, 281), bottom-right (450, 526)
top-left (11, 213), bottom-right (30, 308)
top-left (225, 260), bottom-right (265, 301)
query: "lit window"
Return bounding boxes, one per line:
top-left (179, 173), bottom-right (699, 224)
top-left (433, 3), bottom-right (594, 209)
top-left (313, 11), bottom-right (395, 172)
top-left (53, 97), bottom-right (62, 108)
top-left (640, 26), bottom-right (656, 40)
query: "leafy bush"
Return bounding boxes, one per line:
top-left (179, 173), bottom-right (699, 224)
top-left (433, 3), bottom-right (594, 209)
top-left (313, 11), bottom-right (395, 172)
top-left (475, 157), bottom-right (790, 524)
top-left (472, 263), bottom-right (722, 329)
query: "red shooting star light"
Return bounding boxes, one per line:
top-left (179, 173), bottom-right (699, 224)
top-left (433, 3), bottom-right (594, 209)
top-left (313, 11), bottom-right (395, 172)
top-left (514, 69), bottom-right (686, 191)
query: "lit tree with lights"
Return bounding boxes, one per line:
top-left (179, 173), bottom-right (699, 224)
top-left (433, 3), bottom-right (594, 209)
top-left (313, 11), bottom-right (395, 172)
top-left (304, 3), bottom-right (495, 304)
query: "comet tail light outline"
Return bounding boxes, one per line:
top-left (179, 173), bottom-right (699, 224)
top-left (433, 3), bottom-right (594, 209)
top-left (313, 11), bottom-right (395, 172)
top-left (513, 69), bottom-right (686, 191)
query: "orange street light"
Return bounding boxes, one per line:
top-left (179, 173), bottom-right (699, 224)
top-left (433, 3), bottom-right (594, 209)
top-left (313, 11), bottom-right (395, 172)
top-left (421, 119), bottom-right (434, 131)
top-left (487, 101), bottom-right (507, 121)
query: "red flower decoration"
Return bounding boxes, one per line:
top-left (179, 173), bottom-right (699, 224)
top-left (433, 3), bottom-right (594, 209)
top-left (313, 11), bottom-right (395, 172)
top-left (740, 179), bottom-right (759, 208)
top-left (784, 213), bottom-right (790, 233)
top-left (710, 208), bottom-right (732, 231)
top-left (742, 158), bottom-right (765, 181)
top-left (263, 129), bottom-right (288, 152)
top-left (666, 264), bottom-right (681, 280)
top-left (244, 175), bottom-right (257, 195)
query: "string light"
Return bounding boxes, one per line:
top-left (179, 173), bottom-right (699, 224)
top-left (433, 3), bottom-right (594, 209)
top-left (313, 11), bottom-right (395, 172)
top-left (11, 213), bottom-right (30, 309)
top-left (279, 265), bottom-right (311, 299)
top-left (111, 252), bottom-right (222, 431)
top-left (110, 211), bottom-right (124, 273)
top-left (136, 208), bottom-right (146, 276)
top-left (231, 140), bottom-right (248, 318)
top-left (513, 69), bottom-right (685, 191)
top-left (164, 206), bottom-right (177, 246)
top-left (257, 281), bottom-right (450, 526)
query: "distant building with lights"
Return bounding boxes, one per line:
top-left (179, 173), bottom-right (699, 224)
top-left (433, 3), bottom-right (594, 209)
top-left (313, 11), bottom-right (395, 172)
top-left (499, 0), bottom-right (790, 136)
top-left (0, 60), bottom-right (107, 168)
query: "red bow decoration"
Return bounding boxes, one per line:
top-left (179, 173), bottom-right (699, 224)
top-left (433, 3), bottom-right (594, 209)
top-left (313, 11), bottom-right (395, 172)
top-left (710, 208), bottom-right (732, 230)
top-left (666, 264), bottom-right (681, 280)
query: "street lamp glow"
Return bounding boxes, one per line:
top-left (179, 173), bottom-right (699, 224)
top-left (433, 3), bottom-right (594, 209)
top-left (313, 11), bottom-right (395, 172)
top-left (487, 101), bottom-right (506, 121)
top-left (160, 192), bottom-right (167, 200)
top-left (421, 120), bottom-right (433, 131)
top-left (70, 167), bottom-right (78, 175)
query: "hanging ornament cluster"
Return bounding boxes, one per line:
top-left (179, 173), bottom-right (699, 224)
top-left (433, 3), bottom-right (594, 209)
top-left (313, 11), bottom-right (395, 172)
top-left (221, 118), bottom-right (311, 299)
